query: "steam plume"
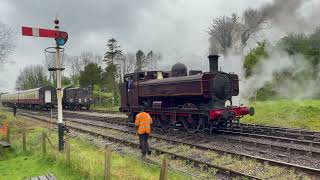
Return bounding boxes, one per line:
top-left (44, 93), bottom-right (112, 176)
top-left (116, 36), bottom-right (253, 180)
top-left (261, 0), bottom-right (319, 33)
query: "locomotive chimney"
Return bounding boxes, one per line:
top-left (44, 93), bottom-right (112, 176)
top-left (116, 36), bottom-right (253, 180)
top-left (208, 54), bottom-right (220, 72)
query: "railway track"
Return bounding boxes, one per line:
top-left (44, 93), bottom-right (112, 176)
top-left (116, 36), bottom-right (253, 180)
top-left (16, 109), bottom-right (320, 161)
top-left (3, 108), bottom-right (320, 175)
top-left (18, 112), bottom-right (261, 179)
top-left (60, 111), bottom-right (320, 148)
top-left (13, 109), bottom-right (320, 179)
top-left (4, 106), bottom-right (320, 142)
top-left (240, 123), bottom-right (320, 136)
top-left (62, 110), bottom-right (320, 141)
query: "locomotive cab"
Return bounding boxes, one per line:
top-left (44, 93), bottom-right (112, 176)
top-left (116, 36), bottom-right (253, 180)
top-left (121, 71), bottom-right (169, 109)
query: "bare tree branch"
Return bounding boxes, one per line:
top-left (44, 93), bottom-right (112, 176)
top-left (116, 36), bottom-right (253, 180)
top-left (15, 65), bottom-right (49, 90)
top-left (208, 8), bottom-right (268, 56)
top-left (0, 22), bottom-right (15, 64)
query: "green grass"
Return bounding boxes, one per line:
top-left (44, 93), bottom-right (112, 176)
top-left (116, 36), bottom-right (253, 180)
top-left (0, 150), bottom-right (86, 180)
top-left (91, 104), bottom-right (120, 112)
top-left (242, 99), bottom-right (320, 131)
top-left (91, 90), bottom-right (120, 111)
top-left (0, 110), bottom-right (189, 180)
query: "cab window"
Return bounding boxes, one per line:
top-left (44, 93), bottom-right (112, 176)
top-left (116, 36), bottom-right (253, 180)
top-left (138, 73), bottom-right (145, 80)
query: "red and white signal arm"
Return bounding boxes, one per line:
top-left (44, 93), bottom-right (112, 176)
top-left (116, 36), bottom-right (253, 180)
top-left (22, 26), bottom-right (68, 46)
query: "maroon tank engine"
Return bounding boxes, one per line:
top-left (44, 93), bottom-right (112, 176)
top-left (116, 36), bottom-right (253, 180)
top-left (119, 54), bottom-right (254, 132)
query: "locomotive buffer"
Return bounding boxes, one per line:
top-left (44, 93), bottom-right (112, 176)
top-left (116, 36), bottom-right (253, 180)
top-left (22, 18), bottom-right (68, 151)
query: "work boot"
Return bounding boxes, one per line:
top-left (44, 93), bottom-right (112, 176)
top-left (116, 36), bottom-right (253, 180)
top-left (141, 154), bottom-right (146, 160)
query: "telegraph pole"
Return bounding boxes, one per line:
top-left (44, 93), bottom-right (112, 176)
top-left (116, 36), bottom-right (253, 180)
top-left (54, 18), bottom-right (65, 151)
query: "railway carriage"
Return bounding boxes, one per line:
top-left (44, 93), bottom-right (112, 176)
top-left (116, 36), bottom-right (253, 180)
top-left (0, 93), bottom-right (18, 107)
top-left (120, 54), bottom-right (254, 132)
top-left (0, 86), bottom-right (56, 109)
top-left (62, 87), bottom-right (93, 110)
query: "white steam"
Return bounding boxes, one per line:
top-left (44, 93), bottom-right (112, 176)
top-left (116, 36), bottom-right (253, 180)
top-left (240, 49), bottom-right (319, 101)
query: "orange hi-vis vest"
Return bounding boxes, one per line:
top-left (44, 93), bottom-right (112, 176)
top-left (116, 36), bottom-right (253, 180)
top-left (135, 112), bottom-right (152, 134)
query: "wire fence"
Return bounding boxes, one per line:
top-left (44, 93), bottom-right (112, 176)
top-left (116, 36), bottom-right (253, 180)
top-left (1, 123), bottom-right (170, 180)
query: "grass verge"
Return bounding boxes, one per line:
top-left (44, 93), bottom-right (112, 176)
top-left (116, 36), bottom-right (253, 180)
top-left (242, 99), bottom-right (320, 131)
top-left (90, 104), bottom-right (120, 112)
top-left (0, 110), bottom-right (188, 180)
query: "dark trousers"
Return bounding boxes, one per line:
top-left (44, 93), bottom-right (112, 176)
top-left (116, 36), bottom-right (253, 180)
top-left (139, 133), bottom-right (150, 157)
top-left (13, 108), bottom-right (17, 116)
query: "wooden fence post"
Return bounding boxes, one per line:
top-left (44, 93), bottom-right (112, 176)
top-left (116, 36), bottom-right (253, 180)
top-left (22, 129), bottom-right (26, 152)
top-left (104, 144), bottom-right (112, 180)
top-left (66, 136), bottom-right (70, 164)
top-left (42, 132), bottom-right (47, 156)
top-left (159, 155), bottom-right (169, 180)
top-left (6, 122), bottom-right (10, 143)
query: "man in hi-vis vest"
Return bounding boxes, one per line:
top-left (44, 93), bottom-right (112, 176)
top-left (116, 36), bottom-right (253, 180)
top-left (135, 109), bottom-right (153, 157)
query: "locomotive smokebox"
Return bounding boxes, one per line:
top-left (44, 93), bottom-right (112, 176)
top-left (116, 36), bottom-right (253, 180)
top-left (208, 54), bottom-right (220, 72)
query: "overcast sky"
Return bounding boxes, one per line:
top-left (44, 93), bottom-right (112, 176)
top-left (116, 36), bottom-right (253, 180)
top-left (0, 0), bottom-right (317, 92)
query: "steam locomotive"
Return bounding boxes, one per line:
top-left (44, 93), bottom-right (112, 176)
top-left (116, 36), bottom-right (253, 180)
top-left (119, 55), bottom-right (254, 132)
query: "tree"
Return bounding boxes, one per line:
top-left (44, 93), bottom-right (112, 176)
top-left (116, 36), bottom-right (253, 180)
top-left (79, 51), bottom-right (102, 66)
top-left (135, 50), bottom-right (145, 72)
top-left (277, 33), bottom-right (309, 55)
top-left (308, 28), bottom-right (320, 67)
top-left (243, 28), bottom-right (320, 100)
top-left (15, 65), bottom-right (50, 90)
top-left (208, 14), bottom-right (241, 55)
top-left (145, 51), bottom-right (161, 71)
top-left (123, 53), bottom-right (136, 74)
top-left (62, 76), bottom-right (72, 87)
top-left (118, 53), bottom-right (136, 82)
top-left (102, 63), bottom-right (117, 91)
top-left (0, 22), bottom-right (15, 65)
top-left (241, 8), bottom-right (266, 48)
top-left (208, 8), bottom-right (267, 56)
top-left (43, 53), bottom-right (56, 85)
top-left (65, 52), bottom-right (102, 85)
top-left (103, 38), bottom-right (123, 92)
top-left (103, 38), bottom-right (123, 65)
top-left (79, 63), bottom-right (102, 89)
top-left (277, 31), bottom-right (320, 76)
top-left (243, 41), bottom-right (268, 77)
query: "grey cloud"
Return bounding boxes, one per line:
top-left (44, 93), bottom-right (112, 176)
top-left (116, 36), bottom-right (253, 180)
top-left (7, 0), bottom-right (160, 49)
top-left (1, 0), bottom-right (288, 92)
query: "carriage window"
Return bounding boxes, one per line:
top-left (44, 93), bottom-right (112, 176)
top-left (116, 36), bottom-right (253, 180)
top-left (157, 72), bottom-right (163, 79)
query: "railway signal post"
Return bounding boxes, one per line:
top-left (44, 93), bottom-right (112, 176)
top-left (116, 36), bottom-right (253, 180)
top-left (22, 18), bottom-right (69, 151)
top-left (54, 18), bottom-right (65, 151)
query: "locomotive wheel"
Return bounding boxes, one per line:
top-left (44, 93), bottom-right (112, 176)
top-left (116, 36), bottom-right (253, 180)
top-left (182, 115), bottom-right (200, 132)
top-left (209, 120), bottom-right (222, 134)
top-left (159, 115), bottom-right (171, 129)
